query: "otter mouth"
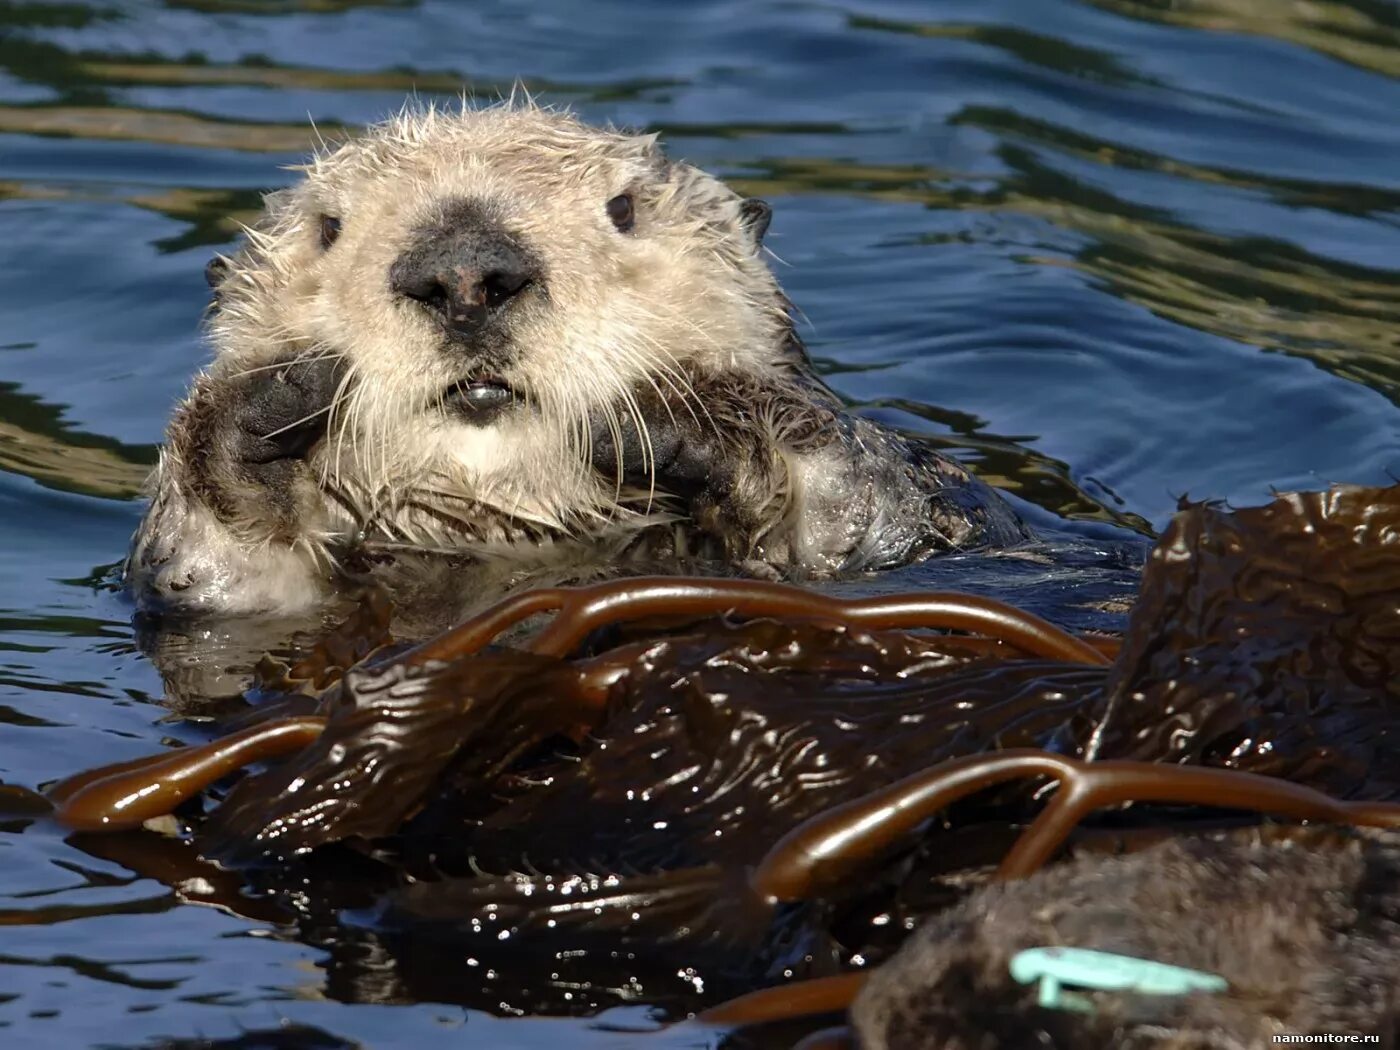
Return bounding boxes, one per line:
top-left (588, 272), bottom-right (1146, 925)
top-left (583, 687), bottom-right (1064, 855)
top-left (442, 374), bottom-right (517, 425)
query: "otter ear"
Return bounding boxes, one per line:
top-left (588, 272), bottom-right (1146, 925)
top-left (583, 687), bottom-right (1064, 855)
top-left (738, 198), bottom-right (772, 248)
top-left (204, 255), bottom-right (230, 290)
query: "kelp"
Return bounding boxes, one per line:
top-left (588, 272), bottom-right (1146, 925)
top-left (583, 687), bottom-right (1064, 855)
top-left (32, 481), bottom-right (1400, 1036)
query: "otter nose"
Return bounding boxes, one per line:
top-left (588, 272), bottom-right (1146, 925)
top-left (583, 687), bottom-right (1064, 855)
top-left (390, 210), bottom-right (539, 338)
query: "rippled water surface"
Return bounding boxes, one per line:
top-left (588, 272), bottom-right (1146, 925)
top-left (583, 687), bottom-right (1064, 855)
top-left (2, 1), bottom-right (1399, 1047)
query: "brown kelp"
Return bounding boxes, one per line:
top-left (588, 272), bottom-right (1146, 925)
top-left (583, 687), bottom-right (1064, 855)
top-left (33, 481), bottom-right (1400, 1034)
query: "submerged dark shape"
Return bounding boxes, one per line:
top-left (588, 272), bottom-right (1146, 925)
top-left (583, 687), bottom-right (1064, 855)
top-left (852, 826), bottom-right (1400, 1049)
top-left (43, 482), bottom-right (1400, 1030)
top-left (125, 1025), bottom-right (357, 1050)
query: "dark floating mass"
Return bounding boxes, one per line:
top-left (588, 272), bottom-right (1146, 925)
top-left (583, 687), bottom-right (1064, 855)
top-left (38, 482), bottom-right (1400, 1043)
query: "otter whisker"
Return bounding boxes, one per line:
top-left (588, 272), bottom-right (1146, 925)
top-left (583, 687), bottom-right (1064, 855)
top-left (613, 313), bottom-right (719, 441)
top-left (633, 372), bottom-right (680, 513)
top-left (320, 480), bottom-right (368, 534)
top-left (615, 384), bottom-right (656, 503)
top-left (225, 348), bottom-right (345, 380)
top-left (586, 372), bottom-right (628, 505)
top-left (346, 380), bottom-right (381, 500)
top-left (323, 358), bottom-right (359, 494)
top-left (641, 355), bottom-right (712, 439)
top-left (258, 401), bottom-right (334, 441)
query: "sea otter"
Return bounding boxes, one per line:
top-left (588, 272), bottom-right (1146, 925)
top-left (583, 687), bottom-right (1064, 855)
top-left (126, 101), bottom-right (1028, 615)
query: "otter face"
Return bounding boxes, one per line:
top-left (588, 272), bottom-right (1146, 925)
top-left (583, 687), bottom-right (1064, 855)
top-left (202, 102), bottom-right (789, 547)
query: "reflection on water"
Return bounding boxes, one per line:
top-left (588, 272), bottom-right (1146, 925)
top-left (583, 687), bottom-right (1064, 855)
top-left (1, 0), bottom-right (1398, 1046)
top-left (0, 382), bottom-right (153, 498)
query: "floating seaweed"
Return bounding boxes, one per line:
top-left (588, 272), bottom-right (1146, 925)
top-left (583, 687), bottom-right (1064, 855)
top-left (27, 481), bottom-right (1400, 1042)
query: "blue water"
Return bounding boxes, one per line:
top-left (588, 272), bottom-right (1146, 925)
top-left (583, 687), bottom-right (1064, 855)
top-left (2, 1), bottom-right (1399, 1047)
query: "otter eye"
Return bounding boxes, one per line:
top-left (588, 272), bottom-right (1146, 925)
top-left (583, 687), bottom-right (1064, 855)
top-left (605, 194), bottom-right (635, 233)
top-left (319, 215), bottom-right (342, 250)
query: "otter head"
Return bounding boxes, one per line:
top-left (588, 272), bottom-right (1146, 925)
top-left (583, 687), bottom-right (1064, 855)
top-left (132, 101), bottom-right (1022, 616)
top-left (201, 101), bottom-right (791, 552)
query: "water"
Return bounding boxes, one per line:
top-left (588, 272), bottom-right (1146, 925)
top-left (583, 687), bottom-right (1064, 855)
top-left (2, 1), bottom-right (1399, 1046)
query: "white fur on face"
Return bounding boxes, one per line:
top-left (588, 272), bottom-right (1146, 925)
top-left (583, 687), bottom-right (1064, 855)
top-left (205, 101), bottom-right (791, 549)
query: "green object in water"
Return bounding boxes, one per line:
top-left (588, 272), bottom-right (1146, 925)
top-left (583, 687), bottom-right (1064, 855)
top-left (1009, 946), bottom-right (1228, 1014)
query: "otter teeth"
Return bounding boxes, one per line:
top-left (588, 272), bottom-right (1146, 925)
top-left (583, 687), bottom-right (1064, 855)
top-left (444, 376), bottom-right (514, 416)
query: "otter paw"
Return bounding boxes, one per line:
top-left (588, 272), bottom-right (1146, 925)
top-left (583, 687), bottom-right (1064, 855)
top-left (172, 354), bottom-right (348, 537)
top-left (227, 355), bottom-right (345, 470)
top-left (588, 390), bottom-right (730, 498)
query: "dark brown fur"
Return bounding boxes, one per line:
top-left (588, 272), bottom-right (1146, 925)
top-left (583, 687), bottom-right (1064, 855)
top-left (852, 828), bottom-right (1400, 1049)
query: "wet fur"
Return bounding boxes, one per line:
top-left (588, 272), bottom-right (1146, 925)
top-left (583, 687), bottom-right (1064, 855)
top-left (852, 828), bottom-right (1400, 1049)
top-left (126, 100), bottom-right (1026, 614)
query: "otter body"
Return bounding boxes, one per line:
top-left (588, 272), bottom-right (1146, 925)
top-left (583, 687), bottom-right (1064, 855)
top-left (127, 103), bottom-right (1027, 614)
